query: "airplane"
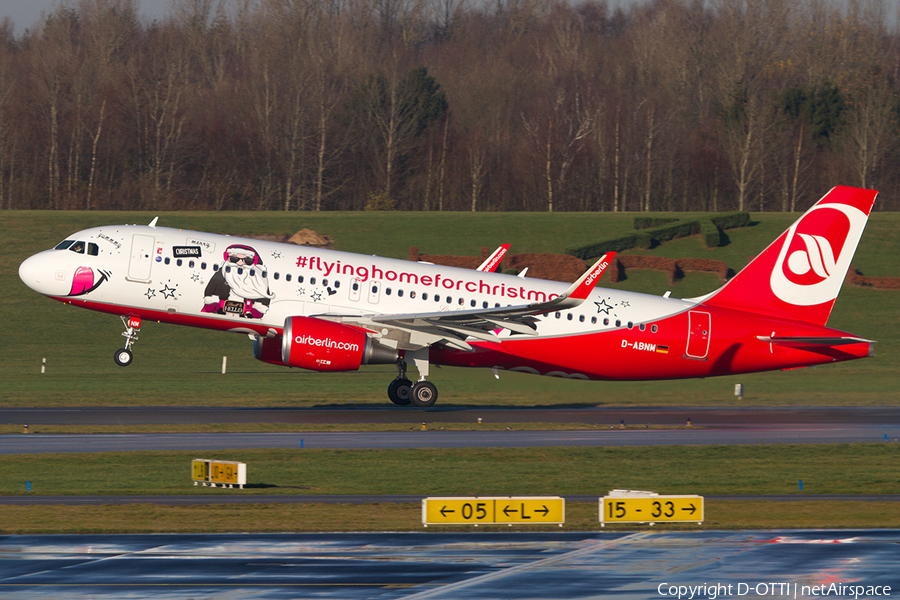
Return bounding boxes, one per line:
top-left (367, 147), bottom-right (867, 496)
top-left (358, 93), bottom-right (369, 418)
top-left (18, 185), bottom-right (876, 408)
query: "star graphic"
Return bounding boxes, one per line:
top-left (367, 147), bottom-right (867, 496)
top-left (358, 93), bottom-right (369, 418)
top-left (190, 273), bottom-right (201, 283)
top-left (271, 251), bottom-right (283, 259)
top-left (145, 288), bottom-right (156, 300)
top-left (594, 299), bottom-right (613, 314)
top-left (310, 291), bottom-right (323, 302)
top-left (161, 284), bottom-right (177, 299)
top-left (620, 301), bottom-right (631, 308)
top-left (297, 287), bottom-right (306, 296)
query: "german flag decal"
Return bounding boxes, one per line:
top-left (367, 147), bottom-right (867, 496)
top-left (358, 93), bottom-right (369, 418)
top-left (656, 345), bottom-right (669, 354)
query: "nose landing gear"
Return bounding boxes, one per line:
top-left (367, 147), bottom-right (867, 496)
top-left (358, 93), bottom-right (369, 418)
top-left (114, 315), bottom-right (141, 367)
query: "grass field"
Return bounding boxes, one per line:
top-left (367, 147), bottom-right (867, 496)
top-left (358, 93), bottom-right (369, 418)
top-left (5, 445), bottom-right (897, 497)
top-left (1, 444), bottom-right (898, 533)
top-left (2, 210), bottom-right (899, 408)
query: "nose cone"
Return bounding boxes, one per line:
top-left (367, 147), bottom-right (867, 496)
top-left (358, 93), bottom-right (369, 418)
top-left (19, 251), bottom-right (70, 297)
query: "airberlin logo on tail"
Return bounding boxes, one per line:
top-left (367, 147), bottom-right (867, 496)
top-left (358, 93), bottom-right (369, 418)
top-left (770, 204), bottom-right (866, 306)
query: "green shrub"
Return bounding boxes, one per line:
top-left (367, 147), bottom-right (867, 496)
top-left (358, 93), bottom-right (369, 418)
top-left (633, 216), bottom-right (678, 230)
top-left (566, 232), bottom-right (653, 259)
top-left (699, 220), bottom-right (721, 247)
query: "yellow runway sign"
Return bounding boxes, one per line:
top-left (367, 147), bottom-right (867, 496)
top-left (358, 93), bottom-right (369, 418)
top-left (423, 497), bottom-right (565, 526)
top-left (601, 495), bottom-right (703, 524)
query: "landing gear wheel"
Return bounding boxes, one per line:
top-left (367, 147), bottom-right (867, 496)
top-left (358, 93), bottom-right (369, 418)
top-left (114, 348), bottom-right (133, 367)
top-left (387, 378), bottom-right (413, 406)
top-left (409, 381), bottom-right (438, 408)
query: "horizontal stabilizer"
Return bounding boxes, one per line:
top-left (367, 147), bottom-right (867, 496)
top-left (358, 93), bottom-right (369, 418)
top-left (756, 335), bottom-right (874, 347)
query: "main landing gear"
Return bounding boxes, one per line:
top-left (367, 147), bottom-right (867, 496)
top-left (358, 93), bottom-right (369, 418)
top-left (114, 315), bottom-right (140, 367)
top-left (388, 352), bottom-right (438, 408)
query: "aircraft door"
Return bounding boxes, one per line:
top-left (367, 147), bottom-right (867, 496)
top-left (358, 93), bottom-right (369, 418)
top-left (367, 281), bottom-right (381, 304)
top-left (685, 311), bottom-right (710, 359)
top-left (348, 278), bottom-right (362, 302)
top-left (127, 234), bottom-right (155, 282)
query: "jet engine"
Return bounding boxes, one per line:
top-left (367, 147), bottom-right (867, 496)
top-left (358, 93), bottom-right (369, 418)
top-left (280, 316), bottom-right (397, 372)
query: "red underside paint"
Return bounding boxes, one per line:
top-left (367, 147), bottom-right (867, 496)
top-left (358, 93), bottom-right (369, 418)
top-left (55, 296), bottom-right (870, 381)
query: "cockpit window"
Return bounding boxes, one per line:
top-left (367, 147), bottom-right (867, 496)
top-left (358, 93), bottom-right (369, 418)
top-left (69, 241), bottom-right (86, 254)
top-left (55, 240), bottom-right (75, 250)
top-left (87, 243), bottom-right (99, 256)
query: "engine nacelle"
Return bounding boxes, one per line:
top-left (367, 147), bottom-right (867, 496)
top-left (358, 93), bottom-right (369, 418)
top-left (253, 336), bottom-right (287, 366)
top-left (281, 316), bottom-right (397, 372)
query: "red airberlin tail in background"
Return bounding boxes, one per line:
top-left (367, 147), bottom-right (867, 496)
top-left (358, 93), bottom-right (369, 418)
top-left (702, 186), bottom-right (877, 326)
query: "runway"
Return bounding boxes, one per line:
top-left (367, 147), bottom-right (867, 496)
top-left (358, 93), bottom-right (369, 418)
top-left (4, 406), bottom-right (900, 426)
top-left (2, 407), bottom-right (898, 455)
top-left (1, 531), bottom-right (897, 599)
top-left (1, 425), bottom-right (897, 455)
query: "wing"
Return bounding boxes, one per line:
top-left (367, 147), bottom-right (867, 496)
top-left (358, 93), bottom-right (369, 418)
top-left (322, 253), bottom-right (615, 351)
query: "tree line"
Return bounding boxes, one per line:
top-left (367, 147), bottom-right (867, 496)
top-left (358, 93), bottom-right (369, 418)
top-left (1, 0), bottom-right (899, 212)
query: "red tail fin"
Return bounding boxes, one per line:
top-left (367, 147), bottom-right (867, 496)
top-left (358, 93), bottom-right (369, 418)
top-left (702, 186), bottom-right (876, 326)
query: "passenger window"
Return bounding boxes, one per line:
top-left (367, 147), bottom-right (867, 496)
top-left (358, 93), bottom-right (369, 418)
top-left (639, 323), bottom-right (645, 331)
top-left (604, 318), bottom-right (609, 326)
top-left (177, 259), bottom-right (183, 267)
top-left (651, 324), bottom-right (658, 333)
top-left (435, 295), bottom-right (441, 302)
top-left (483, 301), bottom-right (488, 308)
top-left (213, 264), bottom-right (219, 271)
top-left (398, 290), bottom-right (404, 297)
top-left (298, 276), bottom-right (304, 283)
top-left (567, 313), bottom-right (573, 321)
top-left (310, 277), bottom-right (316, 285)
top-left (458, 298), bottom-right (464, 305)
top-left (410, 291), bottom-right (416, 299)
top-left (627, 321), bottom-right (633, 329)
top-left (322, 279), bottom-right (328, 286)
top-left (286, 274), bottom-right (292, 282)
top-left (201, 262), bottom-right (207, 270)
top-left (591, 317), bottom-right (597, 325)
top-left (386, 288), bottom-right (392, 295)
top-left (579, 315), bottom-right (585, 323)
top-left (555, 312), bottom-right (561, 319)
top-left (249, 269), bottom-right (255, 276)
top-left (165, 257), bottom-right (171, 265)
top-left (352, 282), bottom-right (358, 291)
top-left (422, 293), bottom-right (429, 300)
top-left (334, 281), bottom-right (340, 288)
top-left (190, 260), bottom-right (195, 268)
top-left (470, 300), bottom-right (476, 307)
top-left (225, 266), bottom-right (231, 273)
top-left (615, 320), bottom-right (621, 327)
top-left (274, 272), bottom-right (280, 280)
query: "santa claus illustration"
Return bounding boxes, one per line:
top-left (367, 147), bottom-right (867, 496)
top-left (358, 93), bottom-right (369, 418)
top-left (201, 244), bottom-right (274, 319)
